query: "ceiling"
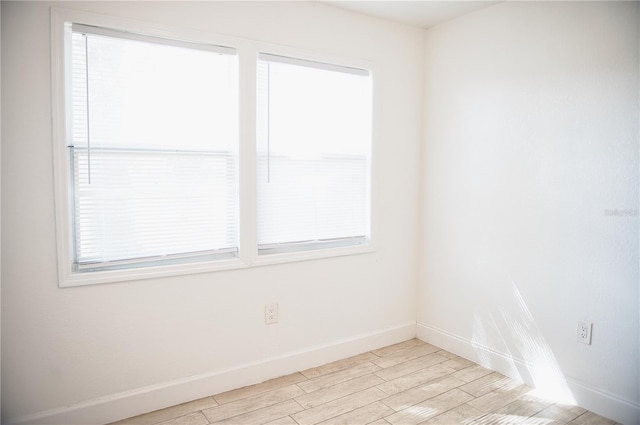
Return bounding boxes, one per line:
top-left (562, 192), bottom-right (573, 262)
top-left (325, 1), bottom-right (501, 29)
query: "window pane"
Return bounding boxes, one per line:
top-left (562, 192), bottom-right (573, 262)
top-left (70, 29), bottom-right (238, 270)
top-left (72, 32), bottom-right (237, 152)
top-left (256, 55), bottom-right (372, 251)
top-left (72, 149), bottom-right (237, 265)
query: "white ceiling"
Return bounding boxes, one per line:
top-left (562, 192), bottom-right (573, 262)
top-left (325, 1), bottom-right (500, 29)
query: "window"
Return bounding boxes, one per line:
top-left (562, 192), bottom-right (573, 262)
top-left (68, 24), bottom-right (238, 272)
top-left (256, 54), bottom-right (372, 255)
top-left (51, 9), bottom-right (373, 286)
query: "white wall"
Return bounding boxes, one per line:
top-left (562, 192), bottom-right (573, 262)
top-left (0, 2), bottom-right (423, 423)
top-left (4, 1), bottom-right (639, 424)
top-left (419, 2), bottom-right (639, 424)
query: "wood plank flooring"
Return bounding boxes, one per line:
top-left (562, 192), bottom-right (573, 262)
top-left (109, 339), bottom-right (618, 425)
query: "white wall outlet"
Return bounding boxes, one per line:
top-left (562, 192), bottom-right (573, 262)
top-left (577, 321), bottom-right (592, 344)
top-left (265, 302), bottom-right (279, 325)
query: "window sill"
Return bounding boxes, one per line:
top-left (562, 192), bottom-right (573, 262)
top-left (252, 243), bottom-right (375, 268)
top-left (59, 243), bottom-right (375, 288)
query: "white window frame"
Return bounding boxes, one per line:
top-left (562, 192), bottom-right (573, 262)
top-left (51, 7), bottom-right (376, 288)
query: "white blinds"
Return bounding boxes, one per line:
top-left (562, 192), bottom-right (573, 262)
top-left (256, 54), bottom-right (372, 254)
top-left (70, 27), bottom-right (239, 270)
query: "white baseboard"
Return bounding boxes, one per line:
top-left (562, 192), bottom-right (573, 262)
top-left (7, 322), bottom-right (416, 425)
top-left (417, 322), bottom-right (640, 425)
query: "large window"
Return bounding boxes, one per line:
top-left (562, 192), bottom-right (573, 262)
top-left (51, 9), bottom-right (373, 286)
top-left (68, 24), bottom-right (239, 272)
top-left (256, 54), bottom-right (372, 255)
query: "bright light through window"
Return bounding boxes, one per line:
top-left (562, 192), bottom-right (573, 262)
top-left (70, 25), bottom-right (239, 271)
top-left (256, 54), bottom-right (372, 254)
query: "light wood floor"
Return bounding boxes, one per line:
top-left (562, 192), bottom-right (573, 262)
top-left (110, 339), bottom-right (618, 425)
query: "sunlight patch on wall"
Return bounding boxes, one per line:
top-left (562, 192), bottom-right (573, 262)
top-left (471, 282), bottom-right (576, 405)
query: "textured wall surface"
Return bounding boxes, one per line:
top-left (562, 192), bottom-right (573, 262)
top-left (419, 2), bottom-right (639, 423)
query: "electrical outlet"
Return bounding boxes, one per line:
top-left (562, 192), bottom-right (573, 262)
top-left (265, 302), bottom-right (278, 325)
top-left (577, 321), bottom-right (592, 345)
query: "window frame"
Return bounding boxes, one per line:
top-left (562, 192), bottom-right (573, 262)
top-left (51, 7), bottom-right (376, 288)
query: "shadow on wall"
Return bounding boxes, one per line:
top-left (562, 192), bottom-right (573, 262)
top-left (471, 282), bottom-right (576, 405)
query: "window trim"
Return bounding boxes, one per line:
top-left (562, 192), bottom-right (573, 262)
top-left (51, 7), bottom-right (376, 288)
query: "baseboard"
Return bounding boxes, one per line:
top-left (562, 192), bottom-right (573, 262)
top-left (417, 322), bottom-right (640, 425)
top-left (7, 322), bottom-right (416, 425)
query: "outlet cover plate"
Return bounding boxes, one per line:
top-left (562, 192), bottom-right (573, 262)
top-left (577, 321), bottom-right (592, 345)
top-left (265, 302), bottom-right (278, 325)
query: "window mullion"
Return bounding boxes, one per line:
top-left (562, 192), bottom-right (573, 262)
top-left (238, 43), bottom-right (259, 266)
